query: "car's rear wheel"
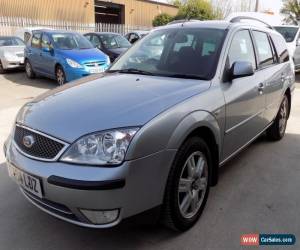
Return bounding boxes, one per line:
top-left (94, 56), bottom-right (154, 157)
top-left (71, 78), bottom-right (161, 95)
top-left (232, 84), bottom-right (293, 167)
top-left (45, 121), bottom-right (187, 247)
top-left (267, 95), bottom-right (289, 141)
top-left (162, 137), bottom-right (211, 231)
top-left (56, 65), bottom-right (66, 85)
top-left (25, 60), bottom-right (35, 78)
top-left (0, 60), bottom-right (5, 74)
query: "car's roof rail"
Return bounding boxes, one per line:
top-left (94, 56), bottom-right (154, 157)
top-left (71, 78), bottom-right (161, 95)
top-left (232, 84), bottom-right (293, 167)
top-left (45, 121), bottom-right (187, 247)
top-left (229, 16), bottom-right (274, 30)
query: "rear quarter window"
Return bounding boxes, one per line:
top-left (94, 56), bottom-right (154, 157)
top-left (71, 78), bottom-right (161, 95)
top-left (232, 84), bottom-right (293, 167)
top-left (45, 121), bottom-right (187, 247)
top-left (270, 33), bottom-right (289, 63)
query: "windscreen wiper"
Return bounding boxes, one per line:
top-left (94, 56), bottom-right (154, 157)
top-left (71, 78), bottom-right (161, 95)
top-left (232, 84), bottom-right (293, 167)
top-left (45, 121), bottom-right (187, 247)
top-left (165, 74), bottom-right (208, 80)
top-left (108, 68), bottom-right (154, 76)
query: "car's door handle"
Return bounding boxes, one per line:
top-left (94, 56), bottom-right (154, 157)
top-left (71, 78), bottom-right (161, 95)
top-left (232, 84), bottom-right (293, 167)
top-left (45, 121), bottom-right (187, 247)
top-left (258, 82), bottom-right (264, 94)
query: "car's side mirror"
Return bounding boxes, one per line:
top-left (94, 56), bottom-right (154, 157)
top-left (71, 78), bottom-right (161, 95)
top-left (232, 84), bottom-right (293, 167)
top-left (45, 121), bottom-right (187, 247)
top-left (42, 45), bottom-right (52, 53)
top-left (96, 44), bottom-right (102, 50)
top-left (229, 61), bottom-right (254, 80)
top-left (296, 38), bottom-right (300, 46)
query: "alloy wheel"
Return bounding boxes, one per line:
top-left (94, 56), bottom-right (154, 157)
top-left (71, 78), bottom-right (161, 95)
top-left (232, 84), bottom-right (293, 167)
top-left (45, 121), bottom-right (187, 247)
top-left (178, 151), bottom-right (208, 219)
top-left (56, 68), bottom-right (65, 85)
top-left (25, 62), bottom-right (31, 76)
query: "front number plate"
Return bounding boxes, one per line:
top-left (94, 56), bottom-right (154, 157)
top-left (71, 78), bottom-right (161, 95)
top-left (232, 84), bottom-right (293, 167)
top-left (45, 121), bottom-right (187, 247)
top-left (8, 163), bottom-right (43, 198)
top-left (89, 67), bottom-right (104, 74)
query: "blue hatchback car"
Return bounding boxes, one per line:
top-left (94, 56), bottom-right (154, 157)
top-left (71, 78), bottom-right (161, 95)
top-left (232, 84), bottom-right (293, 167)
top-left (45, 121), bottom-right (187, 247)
top-left (24, 30), bottom-right (110, 85)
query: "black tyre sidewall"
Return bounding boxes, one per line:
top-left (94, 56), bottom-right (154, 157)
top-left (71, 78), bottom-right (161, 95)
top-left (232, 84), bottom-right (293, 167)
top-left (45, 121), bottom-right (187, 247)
top-left (164, 137), bottom-right (211, 231)
top-left (267, 95), bottom-right (289, 140)
top-left (0, 60), bottom-right (5, 74)
top-left (25, 60), bottom-right (34, 78)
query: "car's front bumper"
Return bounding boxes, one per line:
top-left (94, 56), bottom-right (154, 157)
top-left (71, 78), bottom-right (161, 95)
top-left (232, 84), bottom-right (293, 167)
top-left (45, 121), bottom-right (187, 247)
top-left (1, 57), bottom-right (24, 69)
top-left (5, 137), bottom-right (176, 228)
top-left (64, 64), bottom-right (109, 82)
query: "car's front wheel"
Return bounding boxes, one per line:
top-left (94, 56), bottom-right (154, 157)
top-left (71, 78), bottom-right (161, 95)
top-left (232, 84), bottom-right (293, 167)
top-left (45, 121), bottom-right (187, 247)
top-left (162, 137), bottom-right (211, 231)
top-left (0, 60), bottom-right (6, 74)
top-left (56, 65), bottom-right (66, 85)
top-left (267, 95), bottom-right (289, 141)
top-left (25, 60), bottom-right (35, 79)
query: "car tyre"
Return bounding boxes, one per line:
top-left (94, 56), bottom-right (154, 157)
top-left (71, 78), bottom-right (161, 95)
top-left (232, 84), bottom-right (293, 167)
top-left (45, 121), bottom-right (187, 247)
top-left (162, 137), bottom-right (211, 231)
top-left (267, 95), bottom-right (289, 141)
top-left (56, 65), bottom-right (66, 85)
top-left (0, 60), bottom-right (5, 74)
top-left (25, 60), bottom-right (35, 79)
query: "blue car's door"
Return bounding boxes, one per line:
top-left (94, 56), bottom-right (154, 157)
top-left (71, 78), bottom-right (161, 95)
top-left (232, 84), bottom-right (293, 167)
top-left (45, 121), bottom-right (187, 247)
top-left (40, 33), bottom-right (56, 77)
top-left (28, 32), bottom-right (43, 72)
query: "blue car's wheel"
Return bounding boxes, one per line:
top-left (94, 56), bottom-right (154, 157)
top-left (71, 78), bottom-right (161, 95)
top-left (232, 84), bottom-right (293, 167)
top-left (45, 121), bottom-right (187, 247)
top-left (25, 60), bottom-right (35, 79)
top-left (56, 65), bottom-right (66, 85)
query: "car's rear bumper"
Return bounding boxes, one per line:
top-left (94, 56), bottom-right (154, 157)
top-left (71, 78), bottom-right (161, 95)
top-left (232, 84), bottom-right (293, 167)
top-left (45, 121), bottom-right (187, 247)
top-left (5, 137), bottom-right (176, 228)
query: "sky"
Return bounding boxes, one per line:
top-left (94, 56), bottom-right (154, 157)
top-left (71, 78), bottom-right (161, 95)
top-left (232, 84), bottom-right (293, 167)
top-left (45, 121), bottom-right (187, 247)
top-left (259, 0), bottom-right (282, 14)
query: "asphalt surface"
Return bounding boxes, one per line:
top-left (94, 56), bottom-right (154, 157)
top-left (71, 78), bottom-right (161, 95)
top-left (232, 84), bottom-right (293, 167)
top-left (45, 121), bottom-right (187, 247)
top-left (0, 71), bottom-right (300, 250)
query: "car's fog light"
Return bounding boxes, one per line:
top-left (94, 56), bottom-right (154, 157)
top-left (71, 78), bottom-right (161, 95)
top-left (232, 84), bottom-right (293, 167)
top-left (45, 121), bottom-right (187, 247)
top-left (80, 209), bottom-right (119, 224)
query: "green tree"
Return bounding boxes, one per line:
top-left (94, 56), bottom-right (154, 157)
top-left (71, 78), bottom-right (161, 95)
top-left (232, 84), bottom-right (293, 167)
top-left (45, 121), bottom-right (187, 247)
top-left (281, 0), bottom-right (300, 24)
top-left (175, 0), bottom-right (219, 20)
top-left (152, 13), bottom-right (174, 27)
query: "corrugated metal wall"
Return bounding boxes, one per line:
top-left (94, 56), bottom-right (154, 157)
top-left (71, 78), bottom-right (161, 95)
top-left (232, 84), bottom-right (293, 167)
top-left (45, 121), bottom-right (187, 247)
top-left (0, 0), bottom-right (178, 26)
top-left (0, 0), bottom-right (95, 23)
top-left (111, 0), bottom-right (178, 26)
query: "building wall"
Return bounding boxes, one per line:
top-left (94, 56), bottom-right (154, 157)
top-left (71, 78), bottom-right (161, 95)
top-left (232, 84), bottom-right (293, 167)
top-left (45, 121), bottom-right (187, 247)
top-left (0, 0), bottom-right (178, 26)
top-left (111, 0), bottom-right (178, 26)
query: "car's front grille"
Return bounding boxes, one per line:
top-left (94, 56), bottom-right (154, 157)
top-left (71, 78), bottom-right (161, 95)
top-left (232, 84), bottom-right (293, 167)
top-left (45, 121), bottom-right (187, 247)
top-left (13, 125), bottom-right (67, 160)
top-left (84, 61), bottom-right (106, 67)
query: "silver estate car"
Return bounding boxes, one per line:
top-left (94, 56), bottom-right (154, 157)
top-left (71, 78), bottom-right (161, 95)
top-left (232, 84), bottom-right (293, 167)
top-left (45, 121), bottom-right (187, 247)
top-left (0, 36), bottom-right (25, 73)
top-left (4, 19), bottom-right (295, 231)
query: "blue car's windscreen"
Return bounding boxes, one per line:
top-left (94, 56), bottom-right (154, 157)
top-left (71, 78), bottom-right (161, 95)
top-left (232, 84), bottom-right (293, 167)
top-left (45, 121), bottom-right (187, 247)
top-left (51, 33), bottom-right (93, 50)
top-left (109, 28), bottom-right (226, 80)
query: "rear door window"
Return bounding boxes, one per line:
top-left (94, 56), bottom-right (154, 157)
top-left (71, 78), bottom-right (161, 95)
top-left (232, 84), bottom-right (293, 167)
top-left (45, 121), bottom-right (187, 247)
top-left (270, 34), bottom-right (289, 63)
top-left (252, 31), bottom-right (275, 67)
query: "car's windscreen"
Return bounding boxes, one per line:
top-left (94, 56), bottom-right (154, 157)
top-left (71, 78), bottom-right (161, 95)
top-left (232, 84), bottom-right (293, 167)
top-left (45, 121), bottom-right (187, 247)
top-left (51, 33), bottom-right (93, 50)
top-left (0, 37), bottom-right (25, 46)
top-left (274, 26), bottom-right (299, 42)
top-left (109, 28), bottom-right (226, 80)
top-left (100, 34), bottom-right (131, 49)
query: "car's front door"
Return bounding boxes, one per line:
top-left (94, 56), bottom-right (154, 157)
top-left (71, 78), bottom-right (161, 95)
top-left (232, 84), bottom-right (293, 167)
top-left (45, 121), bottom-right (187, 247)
top-left (28, 32), bottom-right (42, 72)
top-left (40, 33), bottom-right (56, 77)
top-left (221, 29), bottom-right (266, 161)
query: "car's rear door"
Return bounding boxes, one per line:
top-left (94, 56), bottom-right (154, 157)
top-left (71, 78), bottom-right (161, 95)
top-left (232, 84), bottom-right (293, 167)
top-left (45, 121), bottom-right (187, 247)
top-left (263, 32), bottom-right (291, 123)
top-left (221, 29), bottom-right (266, 160)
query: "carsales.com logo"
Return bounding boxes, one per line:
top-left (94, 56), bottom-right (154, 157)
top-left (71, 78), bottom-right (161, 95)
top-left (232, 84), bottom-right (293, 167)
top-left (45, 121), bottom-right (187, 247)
top-left (241, 234), bottom-right (296, 246)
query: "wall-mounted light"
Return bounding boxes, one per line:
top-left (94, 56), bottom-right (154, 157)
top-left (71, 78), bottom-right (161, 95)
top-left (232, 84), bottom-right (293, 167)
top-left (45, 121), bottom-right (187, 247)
top-left (130, 8), bottom-right (134, 14)
top-left (84, 1), bottom-right (89, 8)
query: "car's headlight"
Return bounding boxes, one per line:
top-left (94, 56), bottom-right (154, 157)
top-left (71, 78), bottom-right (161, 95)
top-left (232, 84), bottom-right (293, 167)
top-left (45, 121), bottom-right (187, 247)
top-left (66, 58), bottom-right (82, 68)
top-left (60, 128), bottom-right (139, 165)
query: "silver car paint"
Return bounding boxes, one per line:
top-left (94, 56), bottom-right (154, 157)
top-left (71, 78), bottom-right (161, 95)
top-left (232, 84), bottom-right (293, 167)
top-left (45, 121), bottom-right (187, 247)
top-left (0, 45), bottom-right (25, 69)
top-left (5, 22), bottom-right (295, 228)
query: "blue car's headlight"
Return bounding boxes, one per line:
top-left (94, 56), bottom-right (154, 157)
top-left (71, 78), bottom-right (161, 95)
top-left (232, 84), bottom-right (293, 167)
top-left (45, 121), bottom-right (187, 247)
top-left (66, 58), bottom-right (83, 68)
top-left (60, 128), bottom-right (139, 165)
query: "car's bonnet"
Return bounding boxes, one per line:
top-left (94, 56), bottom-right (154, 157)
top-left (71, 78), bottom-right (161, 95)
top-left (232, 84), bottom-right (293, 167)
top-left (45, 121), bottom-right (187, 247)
top-left (57, 48), bottom-right (107, 63)
top-left (17, 74), bottom-right (211, 143)
top-left (1, 46), bottom-right (25, 54)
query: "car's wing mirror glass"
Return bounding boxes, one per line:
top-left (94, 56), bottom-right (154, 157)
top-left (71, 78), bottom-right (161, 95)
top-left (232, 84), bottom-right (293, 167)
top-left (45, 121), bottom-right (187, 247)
top-left (230, 61), bottom-right (254, 80)
top-left (296, 38), bottom-right (300, 46)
